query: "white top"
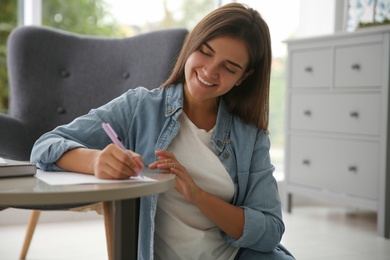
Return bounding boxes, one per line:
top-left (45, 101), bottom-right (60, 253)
top-left (154, 113), bottom-right (239, 260)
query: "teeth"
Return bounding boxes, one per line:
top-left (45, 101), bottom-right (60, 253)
top-left (197, 74), bottom-right (213, 86)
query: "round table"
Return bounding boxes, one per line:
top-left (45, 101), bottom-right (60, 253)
top-left (0, 168), bottom-right (175, 260)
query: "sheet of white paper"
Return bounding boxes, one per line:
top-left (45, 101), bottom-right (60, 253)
top-left (0, 157), bottom-right (7, 166)
top-left (36, 169), bottom-right (157, 185)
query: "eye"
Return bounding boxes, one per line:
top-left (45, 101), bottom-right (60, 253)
top-left (225, 66), bottom-right (235, 74)
top-left (199, 48), bottom-right (211, 57)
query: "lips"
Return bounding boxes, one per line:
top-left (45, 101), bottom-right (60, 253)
top-left (197, 73), bottom-right (215, 87)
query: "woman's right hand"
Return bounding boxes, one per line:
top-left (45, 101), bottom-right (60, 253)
top-left (93, 144), bottom-right (144, 179)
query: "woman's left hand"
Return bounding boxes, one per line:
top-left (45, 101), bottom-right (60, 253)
top-left (149, 150), bottom-right (244, 239)
top-left (149, 150), bottom-right (202, 203)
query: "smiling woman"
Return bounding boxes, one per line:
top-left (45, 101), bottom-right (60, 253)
top-left (30, 3), bottom-right (295, 259)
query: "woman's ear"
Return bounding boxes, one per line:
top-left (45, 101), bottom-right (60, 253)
top-left (235, 69), bottom-right (254, 86)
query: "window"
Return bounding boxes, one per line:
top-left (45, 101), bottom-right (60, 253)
top-left (231, 0), bottom-right (300, 180)
top-left (41, 0), bottom-right (218, 36)
top-left (0, 0), bottom-right (17, 113)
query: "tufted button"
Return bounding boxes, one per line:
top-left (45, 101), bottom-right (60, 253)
top-left (122, 72), bottom-right (130, 79)
top-left (60, 70), bottom-right (70, 78)
top-left (216, 140), bottom-right (223, 147)
top-left (222, 152), bottom-right (229, 159)
top-left (57, 106), bottom-right (66, 114)
top-left (225, 139), bottom-right (231, 144)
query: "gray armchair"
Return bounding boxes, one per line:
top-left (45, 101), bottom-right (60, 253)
top-left (2, 25), bottom-right (187, 259)
top-left (2, 25), bottom-right (187, 161)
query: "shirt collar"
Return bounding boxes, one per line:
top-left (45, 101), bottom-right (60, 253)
top-left (164, 83), bottom-right (184, 118)
top-left (164, 83), bottom-right (232, 154)
top-left (213, 99), bottom-right (232, 154)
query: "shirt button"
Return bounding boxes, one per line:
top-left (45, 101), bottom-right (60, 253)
top-left (217, 140), bottom-right (223, 147)
top-left (226, 139), bottom-right (231, 144)
top-left (223, 152), bottom-right (229, 159)
top-left (57, 106), bottom-right (66, 114)
top-left (168, 107), bottom-right (173, 113)
top-left (234, 177), bottom-right (238, 183)
top-left (60, 70), bottom-right (70, 78)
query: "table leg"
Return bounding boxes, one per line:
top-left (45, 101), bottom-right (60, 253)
top-left (103, 201), bottom-right (114, 260)
top-left (114, 198), bottom-right (140, 260)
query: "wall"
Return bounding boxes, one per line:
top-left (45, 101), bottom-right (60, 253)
top-left (296, 0), bottom-right (347, 38)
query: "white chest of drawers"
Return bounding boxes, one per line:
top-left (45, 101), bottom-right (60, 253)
top-left (284, 26), bottom-right (390, 238)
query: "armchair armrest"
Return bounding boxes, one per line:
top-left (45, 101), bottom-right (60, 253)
top-left (0, 113), bottom-right (32, 160)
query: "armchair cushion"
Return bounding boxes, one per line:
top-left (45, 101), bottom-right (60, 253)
top-left (0, 113), bottom-right (30, 160)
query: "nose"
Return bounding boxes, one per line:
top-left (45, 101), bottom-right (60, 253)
top-left (202, 61), bottom-right (218, 79)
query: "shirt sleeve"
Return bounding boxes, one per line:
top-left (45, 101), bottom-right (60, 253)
top-left (30, 89), bottom-right (140, 171)
top-left (226, 131), bottom-right (285, 252)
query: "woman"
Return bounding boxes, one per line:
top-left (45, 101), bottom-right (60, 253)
top-left (31, 3), bottom-right (294, 259)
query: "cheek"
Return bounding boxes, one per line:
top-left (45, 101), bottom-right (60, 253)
top-left (184, 54), bottom-right (199, 80)
top-left (185, 53), bottom-right (198, 69)
top-left (184, 55), bottom-right (193, 71)
top-left (184, 61), bottom-right (192, 82)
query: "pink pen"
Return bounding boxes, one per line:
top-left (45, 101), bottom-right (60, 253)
top-left (102, 122), bottom-right (144, 178)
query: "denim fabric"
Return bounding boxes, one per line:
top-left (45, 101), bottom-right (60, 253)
top-left (234, 244), bottom-right (295, 260)
top-left (31, 84), bottom-right (290, 260)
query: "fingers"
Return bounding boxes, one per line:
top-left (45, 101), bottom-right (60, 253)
top-left (127, 150), bottom-right (145, 173)
top-left (127, 150), bottom-right (145, 170)
top-left (148, 150), bottom-right (180, 173)
top-left (155, 150), bottom-right (177, 160)
top-left (94, 144), bottom-right (142, 179)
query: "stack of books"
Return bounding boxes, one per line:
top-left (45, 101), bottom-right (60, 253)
top-left (0, 157), bottom-right (36, 178)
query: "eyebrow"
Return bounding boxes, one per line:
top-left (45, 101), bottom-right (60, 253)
top-left (203, 42), bottom-right (244, 70)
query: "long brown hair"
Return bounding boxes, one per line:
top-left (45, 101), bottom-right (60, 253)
top-left (161, 3), bottom-right (272, 131)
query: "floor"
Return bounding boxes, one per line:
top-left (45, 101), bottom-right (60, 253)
top-left (0, 205), bottom-right (390, 260)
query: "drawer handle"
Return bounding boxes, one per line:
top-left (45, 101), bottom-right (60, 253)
top-left (302, 159), bottom-right (311, 166)
top-left (350, 111), bottom-right (359, 118)
top-left (348, 166), bottom-right (358, 173)
top-left (304, 66), bottom-right (313, 73)
top-left (303, 110), bottom-right (312, 116)
top-left (351, 63), bottom-right (361, 70)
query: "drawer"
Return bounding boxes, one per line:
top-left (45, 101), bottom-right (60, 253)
top-left (291, 48), bottom-right (332, 88)
top-left (335, 43), bottom-right (383, 88)
top-left (290, 93), bottom-right (381, 135)
top-left (288, 136), bottom-right (379, 200)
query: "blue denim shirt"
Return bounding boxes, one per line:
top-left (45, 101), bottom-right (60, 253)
top-left (31, 83), bottom-right (284, 260)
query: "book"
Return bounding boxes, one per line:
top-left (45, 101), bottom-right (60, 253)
top-left (0, 157), bottom-right (36, 178)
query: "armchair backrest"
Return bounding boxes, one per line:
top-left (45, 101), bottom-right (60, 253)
top-left (4, 25), bottom-right (188, 160)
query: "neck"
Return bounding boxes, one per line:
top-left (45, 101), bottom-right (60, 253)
top-left (183, 98), bottom-right (219, 132)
